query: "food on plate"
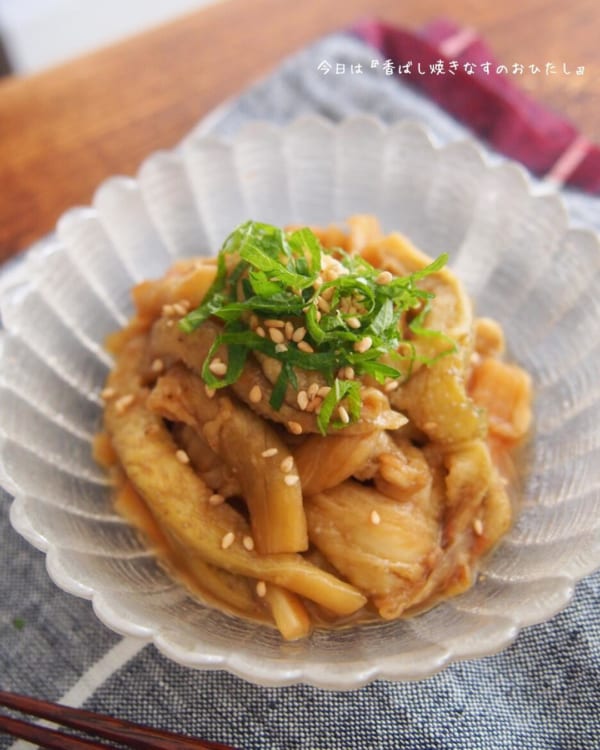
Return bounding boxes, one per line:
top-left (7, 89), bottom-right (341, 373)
top-left (95, 215), bottom-right (532, 640)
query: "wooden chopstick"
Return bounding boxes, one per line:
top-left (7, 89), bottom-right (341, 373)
top-left (0, 713), bottom-right (111, 749)
top-left (0, 690), bottom-right (238, 750)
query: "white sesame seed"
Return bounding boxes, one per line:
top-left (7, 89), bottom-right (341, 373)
top-left (313, 277), bottom-right (323, 289)
top-left (161, 304), bottom-right (174, 317)
top-left (265, 319), bottom-right (285, 328)
top-left (292, 327), bottom-right (307, 343)
top-left (256, 326), bottom-right (266, 338)
top-left (280, 456), bottom-right (294, 473)
top-left (172, 302), bottom-right (188, 316)
top-left (269, 327), bottom-right (285, 344)
top-left (114, 394), bottom-right (134, 414)
top-left (346, 316), bottom-right (361, 329)
top-left (256, 581), bottom-right (267, 597)
top-left (275, 343), bottom-right (288, 353)
top-left (166, 320), bottom-right (174, 328)
top-left (317, 296), bottom-right (331, 313)
top-left (249, 385), bottom-right (262, 403)
top-left (287, 421), bottom-right (303, 435)
top-left (221, 531), bottom-right (235, 549)
top-left (473, 518), bottom-right (484, 536)
top-left (175, 449), bottom-right (190, 464)
top-left (204, 385), bottom-right (216, 399)
top-left (261, 448), bottom-right (279, 458)
top-left (308, 383), bottom-right (320, 398)
top-left (297, 390), bottom-right (309, 410)
top-left (297, 341), bottom-right (314, 353)
top-left (101, 387), bottom-right (115, 400)
top-left (370, 510), bottom-right (381, 525)
top-left (344, 366), bottom-right (355, 380)
top-left (242, 535), bottom-right (255, 551)
top-left (317, 386), bottom-right (331, 398)
top-left (284, 474), bottom-right (300, 486)
top-left (384, 380), bottom-right (400, 392)
top-left (249, 314), bottom-right (259, 330)
top-left (284, 321), bottom-right (294, 340)
top-left (353, 336), bottom-right (373, 353)
top-left (376, 271), bottom-right (393, 285)
top-left (151, 358), bottom-right (164, 373)
top-left (338, 406), bottom-right (350, 424)
top-left (208, 360), bottom-right (228, 376)
top-left (209, 493), bottom-right (225, 506)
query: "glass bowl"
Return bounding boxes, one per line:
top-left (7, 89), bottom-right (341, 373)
top-left (1, 116), bottom-right (599, 689)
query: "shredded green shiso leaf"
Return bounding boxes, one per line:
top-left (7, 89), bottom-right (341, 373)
top-left (180, 220), bottom-right (452, 434)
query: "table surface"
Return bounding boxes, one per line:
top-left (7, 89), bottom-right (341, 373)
top-left (0, 0), bottom-right (598, 262)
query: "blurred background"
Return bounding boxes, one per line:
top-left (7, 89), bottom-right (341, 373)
top-left (1, 0), bottom-right (596, 259)
top-left (0, 0), bottom-right (220, 75)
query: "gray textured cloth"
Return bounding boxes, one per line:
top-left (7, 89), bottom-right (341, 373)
top-left (1, 33), bottom-right (599, 750)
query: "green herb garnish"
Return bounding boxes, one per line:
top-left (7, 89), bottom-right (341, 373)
top-left (12, 617), bottom-right (25, 631)
top-left (180, 220), bottom-right (453, 433)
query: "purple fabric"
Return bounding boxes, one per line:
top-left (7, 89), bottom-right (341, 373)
top-left (354, 18), bottom-right (600, 193)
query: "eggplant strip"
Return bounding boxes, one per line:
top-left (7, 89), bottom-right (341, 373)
top-left (305, 481), bottom-right (442, 620)
top-left (172, 424), bottom-right (241, 499)
top-left (104, 337), bottom-right (366, 616)
top-left (263, 585), bottom-right (312, 641)
top-left (113, 479), bottom-right (265, 621)
top-left (148, 319), bottom-right (406, 435)
top-left (147, 363), bottom-right (308, 555)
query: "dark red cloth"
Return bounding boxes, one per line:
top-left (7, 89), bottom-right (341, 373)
top-left (354, 18), bottom-right (600, 193)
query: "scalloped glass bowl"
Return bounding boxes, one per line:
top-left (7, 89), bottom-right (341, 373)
top-left (1, 117), bottom-right (600, 689)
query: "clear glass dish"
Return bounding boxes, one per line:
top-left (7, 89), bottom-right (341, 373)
top-left (1, 116), bottom-right (599, 689)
